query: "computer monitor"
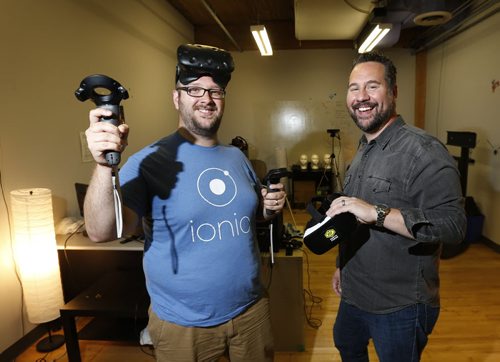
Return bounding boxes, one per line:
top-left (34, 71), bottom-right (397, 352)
top-left (74, 183), bottom-right (88, 217)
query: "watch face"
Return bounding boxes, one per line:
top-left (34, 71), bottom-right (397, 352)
top-left (375, 205), bottom-right (389, 226)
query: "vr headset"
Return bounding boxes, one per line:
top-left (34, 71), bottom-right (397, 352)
top-left (176, 44), bottom-right (234, 88)
top-left (303, 193), bottom-right (357, 255)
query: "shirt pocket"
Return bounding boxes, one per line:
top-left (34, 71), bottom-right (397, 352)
top-left (367, 175), bottom-right (391, 194)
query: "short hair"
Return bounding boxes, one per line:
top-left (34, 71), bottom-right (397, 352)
top-left (352, 52), bottom-right (397, 92)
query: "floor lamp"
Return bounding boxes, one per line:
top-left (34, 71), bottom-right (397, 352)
top-left (11, 188), bottom-right (65, 352)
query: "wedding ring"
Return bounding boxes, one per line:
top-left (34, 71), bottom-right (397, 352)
top-left (275, 200), bottom-right (279, 205)
top-left (342, 199), bottom-right (346, 207)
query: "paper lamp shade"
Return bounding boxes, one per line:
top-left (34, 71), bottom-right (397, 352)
top-left (11, 188), bottom-right (64, 324)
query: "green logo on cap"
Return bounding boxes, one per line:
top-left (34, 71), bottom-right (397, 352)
top-left (324, 229), bottom-right (336, 239)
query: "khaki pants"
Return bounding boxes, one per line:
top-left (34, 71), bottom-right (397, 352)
top-left (147, 297), bottom-right (274, 362)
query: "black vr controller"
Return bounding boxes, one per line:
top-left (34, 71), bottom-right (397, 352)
top-left (263, 168), bottom-right (290, 216)
top-left (75, 74), bottom-right (129, 166)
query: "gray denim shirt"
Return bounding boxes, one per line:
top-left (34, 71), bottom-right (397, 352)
top-left (340, 116), bottom-right (466, 313)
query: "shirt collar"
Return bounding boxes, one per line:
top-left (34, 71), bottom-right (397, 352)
top-left (360, 116), bottom-right (405, 150)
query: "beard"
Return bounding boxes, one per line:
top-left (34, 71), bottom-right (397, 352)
top-left (178, 101), bottom-right (223, 137)
top-left (348, 100), bottom-right (395, 134)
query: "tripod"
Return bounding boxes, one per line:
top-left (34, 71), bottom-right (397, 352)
top-left (327, 129), bottom-right (343, 192)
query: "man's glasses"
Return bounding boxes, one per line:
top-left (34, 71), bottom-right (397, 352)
top-left (176, 86), bottom-right (226, 99)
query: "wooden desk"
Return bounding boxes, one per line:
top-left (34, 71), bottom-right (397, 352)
top-left (57, 233), bottom-right (144, 251)
top-left (57, 234), bottom-right (147, 362)
top-left (261, 249), bottom-right (305, 352)
top-left (57, 234), bottom-right (144, 303)
top-left (60, 270), bottom-right (149, 362)
top-left (57, 234), bottom-right (304, 360)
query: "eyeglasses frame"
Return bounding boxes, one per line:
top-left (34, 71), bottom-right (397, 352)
top-left (176, 86), bottom-right (226, 99)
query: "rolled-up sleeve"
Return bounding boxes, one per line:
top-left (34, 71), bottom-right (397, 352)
top-left (400, 141), bottom-right (466, 245)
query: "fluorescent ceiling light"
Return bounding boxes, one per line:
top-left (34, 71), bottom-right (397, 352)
top-left (250, 25), bottom-right (273, 56)
top-left (358, 24), bottom-right (392, 53)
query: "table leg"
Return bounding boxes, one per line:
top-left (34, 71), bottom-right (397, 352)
top-left (60, 311), bottom-right (81, 362)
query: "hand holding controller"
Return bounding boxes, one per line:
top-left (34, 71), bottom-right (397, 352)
top-left (75, 74), bottom-right (129, 166)
top-left (263, 167), bottom-right (290, 216)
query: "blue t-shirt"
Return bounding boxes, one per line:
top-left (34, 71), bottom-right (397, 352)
top-left (119, 131), bottom-right (263, 327)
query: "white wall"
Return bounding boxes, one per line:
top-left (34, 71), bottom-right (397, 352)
top-left (426, 11), bottom-right (500, 244)
top-left (0, 0), bottom-right (193, 351)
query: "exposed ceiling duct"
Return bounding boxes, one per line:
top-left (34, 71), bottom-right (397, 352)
top-left (166, 0), bottom-right (498, 52)
top-left (294, 0), bottom-right (375, 40)
top-left (351, 0), bottom-right (493, 52)
top-left (409, 0), bottom-right (500, 52)
top-left (293, 0), bottom-right (471, 51)
top-left (382, 0), bottom-right (466, 29)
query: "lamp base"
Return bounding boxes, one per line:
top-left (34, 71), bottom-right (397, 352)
top-left (36, 334), bottom-right (65, 352)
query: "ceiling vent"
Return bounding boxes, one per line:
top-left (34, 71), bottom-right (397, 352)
top-left (380, 0), bottom-right (465, 28)
top-left (413, 10), bottom-right (453, 26)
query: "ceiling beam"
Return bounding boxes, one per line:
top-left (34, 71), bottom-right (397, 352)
top-left (200, 0), bottom-right (242, 51)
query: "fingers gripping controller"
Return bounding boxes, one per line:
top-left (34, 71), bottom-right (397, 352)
top-left (75, 74), bottom-right (129, 166)
top-left (263, 168), bottom-right (290, 216)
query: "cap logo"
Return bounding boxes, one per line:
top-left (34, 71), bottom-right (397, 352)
top-left (324, 228), bottom-right (337, 239)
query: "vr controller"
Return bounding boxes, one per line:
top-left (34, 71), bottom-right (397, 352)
top-left (263, 168), bottom-right (290, 216)
top-left (75, 74), bottom-right (129, 166)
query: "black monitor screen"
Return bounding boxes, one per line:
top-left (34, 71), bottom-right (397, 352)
top-left (74, 183), bottom-right (88, 217)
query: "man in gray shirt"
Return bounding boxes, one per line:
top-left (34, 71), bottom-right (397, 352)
top-left (326, 52), bottom-right (466, 361)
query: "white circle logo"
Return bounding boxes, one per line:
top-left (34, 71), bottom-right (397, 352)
top-left (197, 168), bottom-right (237, 207)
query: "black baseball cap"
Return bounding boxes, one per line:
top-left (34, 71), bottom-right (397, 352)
top-left (303, 194), bottom-right (357, 255)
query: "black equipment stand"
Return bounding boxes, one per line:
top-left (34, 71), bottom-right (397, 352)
top-left (327, 129), bottom-right (343, 192)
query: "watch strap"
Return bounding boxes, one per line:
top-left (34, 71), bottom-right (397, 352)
top-left (375, 204), bottom-right (390, 227)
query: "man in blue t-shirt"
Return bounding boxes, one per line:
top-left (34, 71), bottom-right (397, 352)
top-left (83, 44), bottom-right (285, 361)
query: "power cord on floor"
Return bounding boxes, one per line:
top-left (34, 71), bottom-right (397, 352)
top-left (140, 344), bottom-right (156, 358)
top-left (302, 248), bottom-right (323, 329)
top-left (282, 205), bottom-right (324, 328)
top-left (35, 352), bottom-right (49, 362)
top-left (33, 347), bottom-right (66, 362)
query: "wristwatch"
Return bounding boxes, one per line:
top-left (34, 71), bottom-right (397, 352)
top-left (375, 204), bottom-right (391, 227)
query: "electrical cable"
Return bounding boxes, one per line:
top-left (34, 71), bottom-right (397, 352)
top-left (60, 223), bottom-right (86, 296)
top-left (139, 344), bottom-right (156, 358)
top-left (301, 248), bottom-right (323, 329)
top-left (35, 352), bottom-right (49, 362)
top-left (111, 166), bottom-right (123, 238)
top-left (262, 223), bottom-right (275, 291)
top-left (343, 0), bottom-right (370, 14)
top-left (269, 223), bottom-right (274, 264)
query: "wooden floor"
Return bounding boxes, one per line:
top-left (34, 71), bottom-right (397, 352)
top-left (15, 208), bottom-right (500, 362)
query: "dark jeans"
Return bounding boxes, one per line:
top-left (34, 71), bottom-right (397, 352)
top-left (333, 300), bottom-right (440, 362)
